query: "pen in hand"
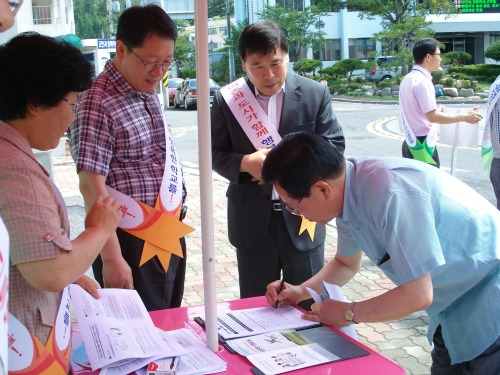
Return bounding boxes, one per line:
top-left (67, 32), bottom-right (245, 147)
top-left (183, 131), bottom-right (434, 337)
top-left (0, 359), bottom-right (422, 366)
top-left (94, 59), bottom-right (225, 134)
top-left (275, 264), bottom-right (289, 309)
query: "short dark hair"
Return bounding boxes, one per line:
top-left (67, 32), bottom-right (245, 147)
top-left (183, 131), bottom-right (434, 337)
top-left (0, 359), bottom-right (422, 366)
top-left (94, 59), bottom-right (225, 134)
top-left (116, 4), bottom-right (178, 49)
top-left (0, 32), bottom-right (93, 121)
top-left (413, 38), bottom-right (440, 64)
top-left (262, 132), bottom-right (345, 200)
top-left (238, 20), bottom-right (288, 61)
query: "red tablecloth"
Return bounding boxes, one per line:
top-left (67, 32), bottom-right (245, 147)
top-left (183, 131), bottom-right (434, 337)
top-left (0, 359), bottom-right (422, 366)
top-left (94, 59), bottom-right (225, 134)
top-left (149, 296), bottom-right (406, 375)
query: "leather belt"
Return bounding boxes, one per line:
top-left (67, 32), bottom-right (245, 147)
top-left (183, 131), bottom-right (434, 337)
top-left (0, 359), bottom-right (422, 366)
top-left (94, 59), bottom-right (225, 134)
top-left (272, 200), bottom-right (282, 211)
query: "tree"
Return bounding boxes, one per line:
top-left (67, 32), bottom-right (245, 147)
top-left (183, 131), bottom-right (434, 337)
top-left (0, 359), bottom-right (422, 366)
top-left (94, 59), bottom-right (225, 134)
top-left (485, 41), bottom-right (500, 63)
top-left (74, 0), bottom-right (110, 39)
top-left (331, 58), bottom-right (366, 81)
top-left (174, 34), bottom-right (196, 79)
top-left (74, 0), bottom-right (146, 39)
top-left (221, 19), bottom-right (249, 81)
top-left (315, 0), bottom-right (458, 73)
top-left (442, 51), bottom-right (472, 66)
top-left (208, 0), bottom-right (233, 19)
top-left (258, 5), bottom-right (325, 62)
top-left (293, 59), bottom-right (321, 76)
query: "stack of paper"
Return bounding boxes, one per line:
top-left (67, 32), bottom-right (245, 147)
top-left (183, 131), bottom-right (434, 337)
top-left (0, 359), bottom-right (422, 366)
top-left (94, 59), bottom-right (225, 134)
top-left (205, 305), bottom-right (321, 340)
top-left (196, 300), bottom-right (367, 375)
top-left (70, 284), bottom-right (226, 375)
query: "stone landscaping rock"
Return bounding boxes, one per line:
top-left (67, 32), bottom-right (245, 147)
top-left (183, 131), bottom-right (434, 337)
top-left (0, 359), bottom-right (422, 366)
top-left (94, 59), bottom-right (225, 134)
top-left (381, 87), bottom-right (392, 96)
top-left (459, 88), bottom-right (475, 97)
top-left (443, 87), bottom-right (459, 97)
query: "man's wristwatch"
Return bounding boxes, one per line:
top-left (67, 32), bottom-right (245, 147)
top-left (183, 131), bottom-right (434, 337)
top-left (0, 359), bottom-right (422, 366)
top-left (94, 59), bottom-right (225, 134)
top-left (344, 301), bottom-right (358, 324)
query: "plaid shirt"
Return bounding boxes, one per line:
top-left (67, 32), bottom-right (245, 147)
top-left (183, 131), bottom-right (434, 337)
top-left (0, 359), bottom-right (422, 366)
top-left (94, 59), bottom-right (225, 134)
top-left (490, 100), bottom-right (500, 158)
top-left (0, 121), bottom-right (72, 345)
top-left (68, 60), bottom-right (183, 207)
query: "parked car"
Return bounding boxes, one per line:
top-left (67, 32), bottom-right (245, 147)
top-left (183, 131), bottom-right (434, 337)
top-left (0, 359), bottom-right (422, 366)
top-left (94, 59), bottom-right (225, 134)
top-left (166, 78), bottom-right (184, 107)
top-left (351, 58), bottom-right (369, 79)
top-left (365, 56), bottom-right (402, 82)
top-left (174, 78), bottom-right (220, 110)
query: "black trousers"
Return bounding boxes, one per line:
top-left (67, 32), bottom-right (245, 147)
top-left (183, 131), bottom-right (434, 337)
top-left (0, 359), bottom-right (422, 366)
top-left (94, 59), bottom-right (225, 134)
top-left (431, 325), bottom-right (500, 374)
top-left (402, 135), bottom-right (440, 168)
top-left (236, 209), bottom-right (324, 311)
top-left (92, 228), bottom-right (187, 311)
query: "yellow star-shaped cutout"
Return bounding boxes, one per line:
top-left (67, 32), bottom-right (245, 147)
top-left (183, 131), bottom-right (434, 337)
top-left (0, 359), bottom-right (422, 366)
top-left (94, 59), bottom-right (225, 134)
top-left (298, 216), bottom-right (317, 241)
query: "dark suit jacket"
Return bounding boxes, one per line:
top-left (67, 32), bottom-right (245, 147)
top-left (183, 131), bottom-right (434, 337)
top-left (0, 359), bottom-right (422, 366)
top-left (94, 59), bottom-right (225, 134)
top-left (211, 74), bottom-right (345, 250)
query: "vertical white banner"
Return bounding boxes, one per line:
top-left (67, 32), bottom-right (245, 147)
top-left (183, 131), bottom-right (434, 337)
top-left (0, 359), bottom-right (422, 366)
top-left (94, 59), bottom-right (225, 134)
top-left (0, 217), bottom-right (9, 374)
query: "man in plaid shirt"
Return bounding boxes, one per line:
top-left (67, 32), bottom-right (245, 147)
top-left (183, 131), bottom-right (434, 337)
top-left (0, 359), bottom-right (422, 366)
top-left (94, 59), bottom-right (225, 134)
top-left (68, 5), bottom-right (187, 311)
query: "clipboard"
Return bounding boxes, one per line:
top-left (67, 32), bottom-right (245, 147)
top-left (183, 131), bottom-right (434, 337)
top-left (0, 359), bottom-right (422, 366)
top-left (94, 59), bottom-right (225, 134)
top-left (248, 326), bottom-right (370, 374)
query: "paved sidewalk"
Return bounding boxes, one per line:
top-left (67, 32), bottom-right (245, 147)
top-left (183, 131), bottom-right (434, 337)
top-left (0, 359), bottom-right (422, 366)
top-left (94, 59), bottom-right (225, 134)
top-left (53, 155), bottom-right (432, 375)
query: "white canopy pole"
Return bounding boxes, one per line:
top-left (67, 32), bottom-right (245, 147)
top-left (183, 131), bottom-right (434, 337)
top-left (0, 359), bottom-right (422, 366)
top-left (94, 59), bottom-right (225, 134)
top-left (194, 0), bottom-right (218, 352)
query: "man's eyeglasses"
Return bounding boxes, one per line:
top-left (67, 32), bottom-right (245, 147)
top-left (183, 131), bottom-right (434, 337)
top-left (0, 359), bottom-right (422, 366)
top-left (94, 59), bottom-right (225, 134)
top-left (130, 49), bottom-right (172, 72)
top-left (9, 0), bottom-right (24, 16)
top-left (63, 98), bottom-right (78, 113)
top-left (285, 197), bottom-right (303, 216)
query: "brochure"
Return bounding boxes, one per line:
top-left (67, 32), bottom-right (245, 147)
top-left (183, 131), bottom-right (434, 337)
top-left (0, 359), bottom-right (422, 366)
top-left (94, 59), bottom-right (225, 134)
top-left (195, 305), bottom-right (320, 341)
top-left (236, 326), bottom-right (370, 375)
top-left (70, 284), bottom-right (180, 371)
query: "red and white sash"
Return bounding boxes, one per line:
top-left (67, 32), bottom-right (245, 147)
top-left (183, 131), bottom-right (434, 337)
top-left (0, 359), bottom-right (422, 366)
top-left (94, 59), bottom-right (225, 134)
top-left (220, 77), bottom-right (282, 149)
top-left (8, 287), bottom-right (71, 374)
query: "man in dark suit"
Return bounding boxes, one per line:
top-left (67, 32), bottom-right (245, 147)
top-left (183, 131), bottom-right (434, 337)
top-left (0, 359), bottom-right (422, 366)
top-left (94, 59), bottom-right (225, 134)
top-left (211, 20), bottom-right (345, 308)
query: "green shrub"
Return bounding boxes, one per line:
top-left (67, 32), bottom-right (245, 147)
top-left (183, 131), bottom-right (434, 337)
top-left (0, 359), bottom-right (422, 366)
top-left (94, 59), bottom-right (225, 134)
top-left (461, 80), bottom-right (471, 89)
top-left (441, 77), bottom-right (455, 87)
top-left (355, 76), bottom-right (365, 84)
top-left (337, 86), bottom-right (347, 95)
top-left (347, 82), bottom-right (361, 90)
top-left (447, 64), bottom-right (500, 79)
top-left (377, 80), bottom-right (392, 88)
top-left (471, 80), bottom-right (480, 91)
top-left (332, 58), bottom-right (366, 81)
top-left (485, 41), bottom-right (500, 62)
top-left (449, 72), bottom-right (469, 80)
top-left (432, 70), bottom-right (446, 84)
top-left (442, 51), bottom-right (472, 66)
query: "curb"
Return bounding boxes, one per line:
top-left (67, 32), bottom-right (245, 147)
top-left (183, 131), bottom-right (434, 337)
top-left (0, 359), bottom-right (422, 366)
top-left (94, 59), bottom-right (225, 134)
top-left (331, 96), bottom-right (399, 105)
top-left (331, 95), bottom-right (487, 105)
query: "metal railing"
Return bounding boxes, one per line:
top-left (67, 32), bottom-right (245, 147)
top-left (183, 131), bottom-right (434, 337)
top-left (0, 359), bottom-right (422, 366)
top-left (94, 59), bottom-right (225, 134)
top-left (32, 4), bottom-right (60, 25)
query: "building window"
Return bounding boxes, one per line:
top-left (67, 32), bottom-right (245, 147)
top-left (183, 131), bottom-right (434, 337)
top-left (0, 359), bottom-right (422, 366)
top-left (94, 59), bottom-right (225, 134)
top-left (219, 26), bottom-right (228, 36)
top-left (208, 27), bottom-right (217, 35)
top-left (349, 38), bottom-right (375, 59)
top-left (276, 0), bottom-right (304, 11)
top-left (33, 0), bottom-right (61, 25)
top-left (324, 39), bottom-right (341, 61)
top-left (310, 0), bottom-right (341, 11)
top-left (313, 39), bottom-right (341, 61)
